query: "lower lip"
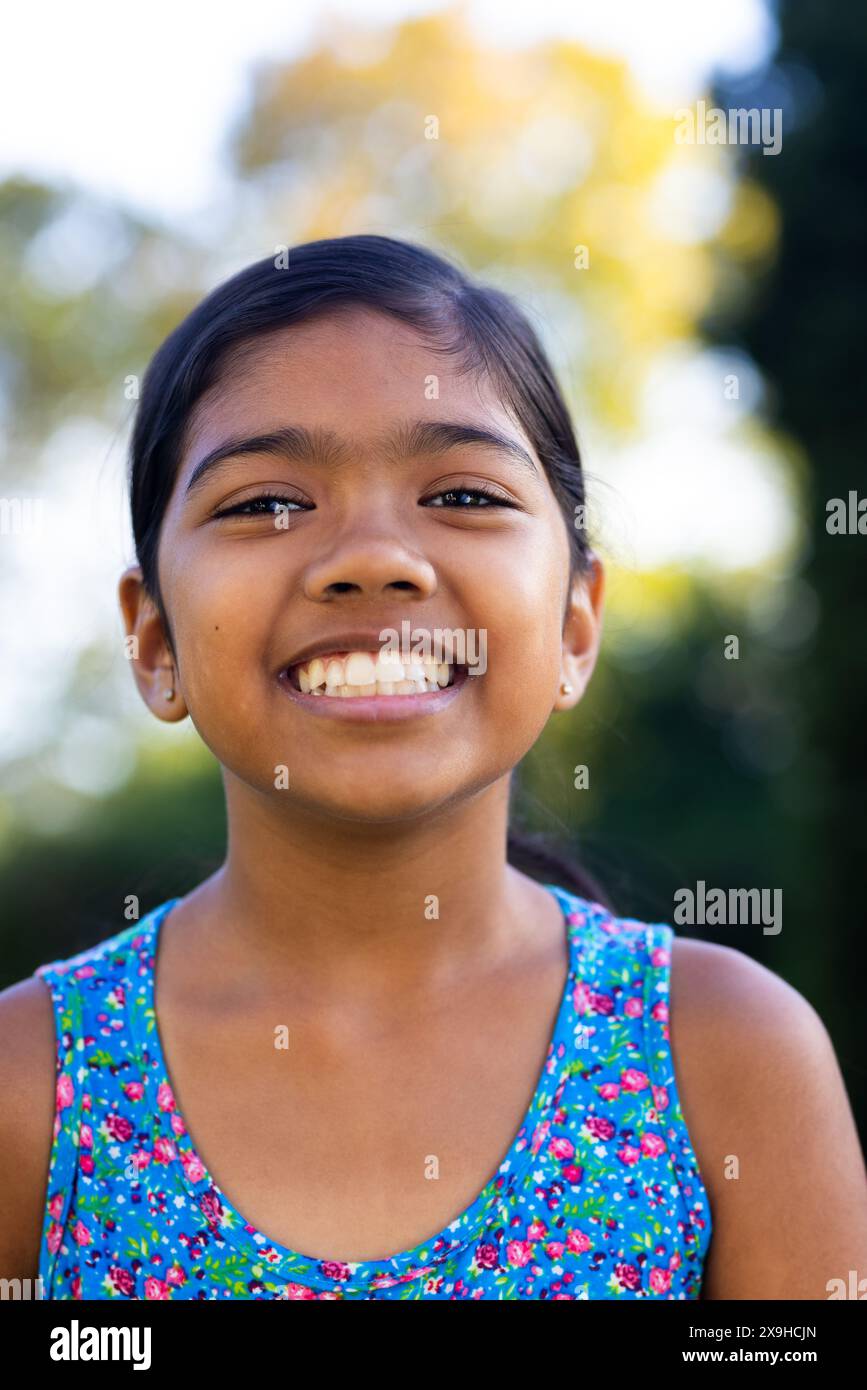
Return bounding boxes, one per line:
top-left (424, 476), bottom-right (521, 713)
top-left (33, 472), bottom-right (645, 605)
top-left (275, 666), bottom-right (470, 722)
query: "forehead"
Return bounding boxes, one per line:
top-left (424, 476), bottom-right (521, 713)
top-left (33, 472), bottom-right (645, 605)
top-left (182, 306), bottom-right (523, 462)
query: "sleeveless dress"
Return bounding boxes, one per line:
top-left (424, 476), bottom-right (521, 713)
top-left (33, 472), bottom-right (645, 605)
top-left (34, 884), bottom-right (712, 1300)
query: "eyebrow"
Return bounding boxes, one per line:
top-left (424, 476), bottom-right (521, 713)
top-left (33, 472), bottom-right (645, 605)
top-left (183, 419), bottom-right (539, 497)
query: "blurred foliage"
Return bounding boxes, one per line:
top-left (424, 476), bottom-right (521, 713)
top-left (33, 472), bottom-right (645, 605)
top-left (1, 2), bottom-right (864, 1144)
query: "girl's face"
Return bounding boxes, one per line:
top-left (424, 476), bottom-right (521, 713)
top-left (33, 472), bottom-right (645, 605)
top-left (121, 307), bottom-right (603, 824)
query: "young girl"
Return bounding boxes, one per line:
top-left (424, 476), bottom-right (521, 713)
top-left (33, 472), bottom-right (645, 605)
top-left (2, 235), bottom-right (865, 1301)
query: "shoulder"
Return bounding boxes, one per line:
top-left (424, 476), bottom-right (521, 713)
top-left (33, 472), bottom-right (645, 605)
top-left (0, 912), bottom-right (157, 1282)
top-left (667, 935), bottom-right (867, 1298)
top-left (0, 974), bottom-right (57, 1280)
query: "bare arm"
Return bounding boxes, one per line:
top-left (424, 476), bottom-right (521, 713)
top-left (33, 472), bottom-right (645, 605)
top-left (669, 935), bottom-right (867, 1300)
top-left (0, 976), bottom-right (58, 1282)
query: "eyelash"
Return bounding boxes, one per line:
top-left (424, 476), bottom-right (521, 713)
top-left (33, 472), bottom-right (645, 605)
top-left (213, 483), bottom-right (517, 519)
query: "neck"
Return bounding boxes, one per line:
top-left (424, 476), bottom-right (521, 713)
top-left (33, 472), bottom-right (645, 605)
top-left (183, 772), bottom-right (557, 999)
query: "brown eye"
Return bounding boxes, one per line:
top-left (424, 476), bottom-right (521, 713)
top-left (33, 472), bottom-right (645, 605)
top-left (214, 493), bottom-right (308, 519)
top-left (423, 485), bottom-right (515, 508)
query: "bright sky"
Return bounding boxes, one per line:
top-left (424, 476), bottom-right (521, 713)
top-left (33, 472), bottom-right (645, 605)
top-left (0, 0), bottom-right (788, 786)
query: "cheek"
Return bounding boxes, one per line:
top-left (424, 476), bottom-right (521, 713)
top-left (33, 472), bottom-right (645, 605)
top-left (164, 540), bottom-right (277, 732)
top-left (471, 536), bottom-right (566, 738)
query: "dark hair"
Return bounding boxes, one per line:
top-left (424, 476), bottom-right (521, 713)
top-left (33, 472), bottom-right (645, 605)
top-left (128, 233), bottom-right (607, 906)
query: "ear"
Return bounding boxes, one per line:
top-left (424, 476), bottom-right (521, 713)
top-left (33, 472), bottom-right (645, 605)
top-left (118, 565), bottom-right (187, 722)
top-left (555, 552), bottom-right (605, 711)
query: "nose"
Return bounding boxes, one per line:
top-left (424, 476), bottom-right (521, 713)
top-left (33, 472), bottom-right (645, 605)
top-left (302, 530), bottom-right (438, 601)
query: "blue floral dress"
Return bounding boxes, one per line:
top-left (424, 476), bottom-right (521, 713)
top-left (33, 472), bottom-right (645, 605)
top-left (34, 884), bottom-right (712, 1299)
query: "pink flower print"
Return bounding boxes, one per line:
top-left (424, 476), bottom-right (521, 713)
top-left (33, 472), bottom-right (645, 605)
top-left (640, 1132), bottom-right (667, 1159)
top-left (506, 1241), bottom-right (533, 1268)
top-left (651, 1000), bottom-right (669, 1023)
top-left (620, 1068), bottom-right (649, 1093)
top-left (319, 1262), bottom-right (351, 1282)
top-left (549, 1136), bottom-right (574, 1161)
top-left (624, 996), bottom-right (643, 1017)
top-left (598, 1082), bottom-right (620, 1101)
top-left (566, 1229), bottom-right (592, 1255)
top-left (105, 1113), bottom-right (133, 1143)
top-left (617, 1144), bottom-right (641, 1166)
top-left (285, 1283), bottom-right (316, 1299)
top-left (181, 1151), bottom-right (206, 1183)
top-left (585, 1115), bottom-right (615, 1142)
top-left (531, 1119), bottom-right (552, 1151)
top-left (590, 991), bottom-right (614, 1015)
top-left (614, 1262), bottom-right (642, 1291)
top-left (82, 1093), bottom-right (92, 1113)
top-left (562, 1164), bottom-right (584, 1183)
top-left (573, 980), bottom-right (594, 1014)
top-left (425, 1276), bottom-right (444, 1295)
top-left (131, 1148), bottom-right (151, 1171)
top-left (199, 1191), bottom-right (223, 1226)
top-left (166, 1265), bottom-right (187, 1287)
top-left (47, 1221), bottom-right (63, 1254)
top-left (144, 1277), bottom-right (171, 1300)
top-left (475, 1243), bottom-right (500, 1270)
top-left (170, 1113), bottom-right (186, 1136)
top-left (669, 1251), bottom-right (682, 1271)
top-left (651, 946), bottom-right (670, 968)
top-left (73, 965), bottom-right (96, 980)
top-left (108, 1265), bottom-right (135, 1296)
top-left (57, 1074), bottom-right (74, 1110)
top-left (152, 1136), bottom-right (176, 1164)
top-left (652, 1084), bottom-right (669, 1111)
top-left (48, 1192), bottom-right (64, 1220)
top-left (259, 1247), bottom-right (282, 1265)
top-left (123, 1082), bottom-right (144, 1102)
top-left (71, 1276), bottom-right (82, 1300)
top-left (80, 1154), bottom-right (94, 1176)
top-left (156, 1082), bottom-right (175, 1112)
top-left (79, 1124), bottom-right (93, 1149)
top-left (545, 1242), bottom-right (565, 1258)
top-left (527, 1219), bottom-right (547, 1241)
top-left (650, 1267), bottom-right (672, 1294)
top-left (72, 1220), bottom-right (92, 1246)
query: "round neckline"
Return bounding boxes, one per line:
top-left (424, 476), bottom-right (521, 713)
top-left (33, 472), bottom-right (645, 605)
top-left (130, 883), bottom-right (586, 1296)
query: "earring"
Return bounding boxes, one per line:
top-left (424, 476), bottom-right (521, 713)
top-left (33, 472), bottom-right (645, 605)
top-left (560, 681), bottom-right (574, 696)
top-left (164, 669), bottom-right (176, 701)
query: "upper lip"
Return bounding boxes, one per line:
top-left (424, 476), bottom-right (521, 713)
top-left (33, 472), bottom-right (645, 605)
top-left (279, 629), bottom-right (461, 673)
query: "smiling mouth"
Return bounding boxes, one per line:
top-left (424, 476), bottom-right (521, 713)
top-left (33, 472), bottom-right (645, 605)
top-left (283, 650), bottom-right (467, 698)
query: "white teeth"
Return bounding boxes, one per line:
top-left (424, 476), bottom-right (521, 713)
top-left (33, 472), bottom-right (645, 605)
top-left (344, 652), bottom-right (377, 685)
top-left (290, 649), bottom-right (458, 697)
top-left (374, 654), bottom-right (405, 682)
